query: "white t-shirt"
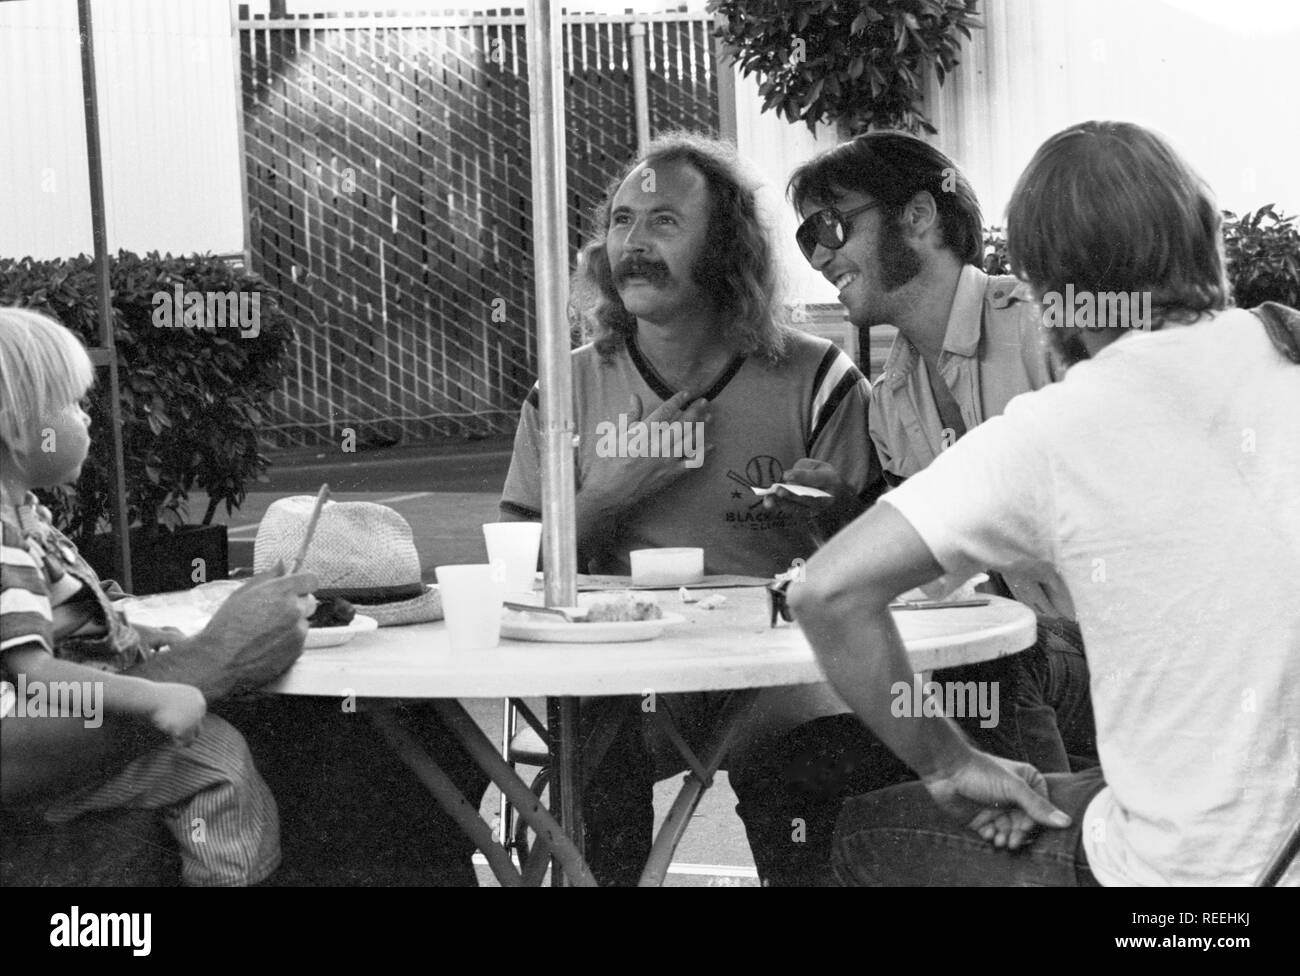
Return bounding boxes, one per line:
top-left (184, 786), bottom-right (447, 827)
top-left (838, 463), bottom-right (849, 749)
top-left (882, 307), bottom-right (1300, 886)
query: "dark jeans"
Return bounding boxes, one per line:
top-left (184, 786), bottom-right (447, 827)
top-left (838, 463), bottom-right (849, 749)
top-left (832, 766), bottom-right (1107, 885)
top-left (582, 619), bottom-right (1095, 886)
top-left (728, 617), bottom-right (1096, 886)
top-left (216, 696), bottom-right (489, 886)
top-left (581, 692), bottom-right (732, 886)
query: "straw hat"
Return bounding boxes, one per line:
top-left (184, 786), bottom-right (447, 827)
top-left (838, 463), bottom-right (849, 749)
top-left (254, 496), bottom-right (442, 626)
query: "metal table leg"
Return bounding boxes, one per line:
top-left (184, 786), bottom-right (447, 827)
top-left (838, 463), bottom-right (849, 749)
top-left (548, 697), bottom-right (584, 886)
top-left (639, 690), bottom-right (760, 887)
top-left (368, 709), bottom-right (523, 887)
top-left (498, 699), bottom-right (515, 851)
top-left (532, 690), bottom-right (760, 887)
top-left (432, 700), bottom-right (596, 887)
top-left (372, 690), bottom-right (757, 888)
top-left (366, 702), bottom-right (596, 888)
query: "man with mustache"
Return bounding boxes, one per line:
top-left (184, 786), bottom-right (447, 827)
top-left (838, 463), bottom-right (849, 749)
top-left (500, 132), bottom-right (883, 885)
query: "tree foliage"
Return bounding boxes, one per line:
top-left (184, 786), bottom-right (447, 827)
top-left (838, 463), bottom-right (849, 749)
top-left (710, 0), bottom-right (982, 135)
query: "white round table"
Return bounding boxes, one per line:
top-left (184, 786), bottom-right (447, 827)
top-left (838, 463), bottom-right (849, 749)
top-left (268, 590), bottom-right (1037, 698)
top-left (264, 588), bottom-right (1037, 886)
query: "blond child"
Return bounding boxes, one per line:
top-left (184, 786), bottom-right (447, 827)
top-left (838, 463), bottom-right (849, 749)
top-left (0, 307), bottom-right (279, 885)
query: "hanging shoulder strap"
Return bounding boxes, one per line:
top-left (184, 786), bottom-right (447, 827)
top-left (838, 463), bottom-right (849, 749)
top-left (1253, 302), bottom-right (1300, 363)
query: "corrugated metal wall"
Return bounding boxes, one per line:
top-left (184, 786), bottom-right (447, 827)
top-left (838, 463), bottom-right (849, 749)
top-left (924, 0), bottom-right (1300, 226)
top-left (0, 0), bottom-right (245, 260)
top-left (237, 8), bottom-right (720, 447)
top-left (736, 0), bottom-right (1300, 311)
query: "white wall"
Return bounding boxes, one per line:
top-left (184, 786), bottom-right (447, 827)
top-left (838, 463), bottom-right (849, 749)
top-left (734, 0), bottom-right (1300, 306)
top-left (734, 75), bottom-right (843, 308)
top-left (0, 0), bottom-right (246, 260)
top-left (9, 0), bottom-right (1293, 273)
top-left (926, 0), bottom-right (1300, 225)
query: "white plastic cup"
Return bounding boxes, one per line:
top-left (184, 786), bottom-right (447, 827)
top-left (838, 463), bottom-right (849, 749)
top-left (435, 564), bottom-right (504, 651)
top-left (482, 521), bottom-right (542, 595)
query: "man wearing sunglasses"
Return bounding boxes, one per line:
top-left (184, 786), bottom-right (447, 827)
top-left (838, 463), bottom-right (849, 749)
top-left (790, 121), bottom-right (1300, 886)
top-left (722, 133), bottom-right (1099, 885)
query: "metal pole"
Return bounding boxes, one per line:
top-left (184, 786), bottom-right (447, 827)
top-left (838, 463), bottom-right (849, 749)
top-left (228, 0), bottom-right (254, 270)
top-left (629, 21), bottom-right (650, 154)
top-left (526, 0), bottom-right (581, 881)
top-left (713, 12), bottom-right (738, 144)
top-left (78, 0), bottom-right (132, 592)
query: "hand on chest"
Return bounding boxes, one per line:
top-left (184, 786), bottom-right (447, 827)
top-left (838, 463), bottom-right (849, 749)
top-left (581, 401), bottom-right (805, 520)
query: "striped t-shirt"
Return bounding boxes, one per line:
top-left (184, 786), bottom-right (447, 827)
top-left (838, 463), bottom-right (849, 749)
top-left (1, 493), bottom-right (148, 678)
top-left (501, 330), bottom-right (881, 578)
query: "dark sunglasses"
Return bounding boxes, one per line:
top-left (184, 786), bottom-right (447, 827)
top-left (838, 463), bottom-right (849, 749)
top-left (767, 580), bottom-right (794, 628)
top-left (795, 201), bottom-right (883, 262)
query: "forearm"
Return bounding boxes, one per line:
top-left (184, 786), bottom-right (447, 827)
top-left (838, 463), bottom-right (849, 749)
top-left (789, 501), bottom-right (978, 781)
top-left (0, 647), bottom-right (162, 806)
top-left (13, 656), bottom-right (170, 722)
top-left (125, 633), bottom-right (231, 701)
top-left (798, 595), bottom-right (973, 779)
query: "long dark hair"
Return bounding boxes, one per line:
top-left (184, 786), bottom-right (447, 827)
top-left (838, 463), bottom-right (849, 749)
top-left (788, 130), bottom-right (985, 266)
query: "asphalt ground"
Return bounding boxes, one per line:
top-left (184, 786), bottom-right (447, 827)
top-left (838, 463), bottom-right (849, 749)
top-left (189, 437), bottom-right (759, 886)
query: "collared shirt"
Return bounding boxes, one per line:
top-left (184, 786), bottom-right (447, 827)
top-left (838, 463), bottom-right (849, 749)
top-left (0, 493), bottom-right (147, 675)
top-left (870, 264), bottom-right (1064, 479)
top-left (870, 264), bottom-right (1073, 617)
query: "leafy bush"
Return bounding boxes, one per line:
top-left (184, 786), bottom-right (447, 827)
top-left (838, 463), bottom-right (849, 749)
top-left (0, 251), bottom-right (295, 544)
top-left (1222, 205), bottom-right (1300, 309)
top-left (710, 0), bottom-right (981, 135)
top-left (983, 206), bottom-right (1300, 308)
top-left (983, 226), bottom-right (1010, 276)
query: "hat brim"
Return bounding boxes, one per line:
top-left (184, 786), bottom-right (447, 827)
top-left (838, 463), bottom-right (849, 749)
top-left (345, 584), bottom-right (443, 627)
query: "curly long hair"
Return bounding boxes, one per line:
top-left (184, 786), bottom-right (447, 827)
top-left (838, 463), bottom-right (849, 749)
top-left (570, 132), bottom-right (788, 363)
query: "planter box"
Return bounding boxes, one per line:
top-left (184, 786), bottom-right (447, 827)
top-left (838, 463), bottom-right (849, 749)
top-left (82, 524), bottom-right (229, 596)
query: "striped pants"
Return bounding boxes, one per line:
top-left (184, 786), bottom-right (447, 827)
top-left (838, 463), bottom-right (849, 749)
top-left (44, 714), bottom-right (280, 886)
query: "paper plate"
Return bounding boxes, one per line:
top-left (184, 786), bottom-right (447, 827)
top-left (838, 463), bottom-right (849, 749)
top-left (305, 614), bottom-right (378, 648)
top-left (115, 580), bottom-right (244, 636)
top-left (500, 611), bottom-right (685, 643)
top-left (749, 483), bottom-right (832, 499)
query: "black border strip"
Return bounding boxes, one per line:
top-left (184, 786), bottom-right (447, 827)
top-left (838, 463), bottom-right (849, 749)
top-left (499, 500), bottom-right (541, 520)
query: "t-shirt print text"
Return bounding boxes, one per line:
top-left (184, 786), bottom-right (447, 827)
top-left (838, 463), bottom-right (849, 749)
top-left (725, 455), bottom-right (795, 530)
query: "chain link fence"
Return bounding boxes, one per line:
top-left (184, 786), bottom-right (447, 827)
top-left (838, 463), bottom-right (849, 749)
top-left (238, 8), bottom-right (719, 449)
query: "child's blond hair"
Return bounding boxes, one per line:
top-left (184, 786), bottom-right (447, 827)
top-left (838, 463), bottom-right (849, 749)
top-left (0, 307), bottom-right (95, 462)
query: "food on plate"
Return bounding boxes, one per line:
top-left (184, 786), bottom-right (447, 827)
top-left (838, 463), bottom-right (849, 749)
top-left (308, 596), bottom-right (356, 628)
top-left (583, 592), bottom-right (663, 623)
